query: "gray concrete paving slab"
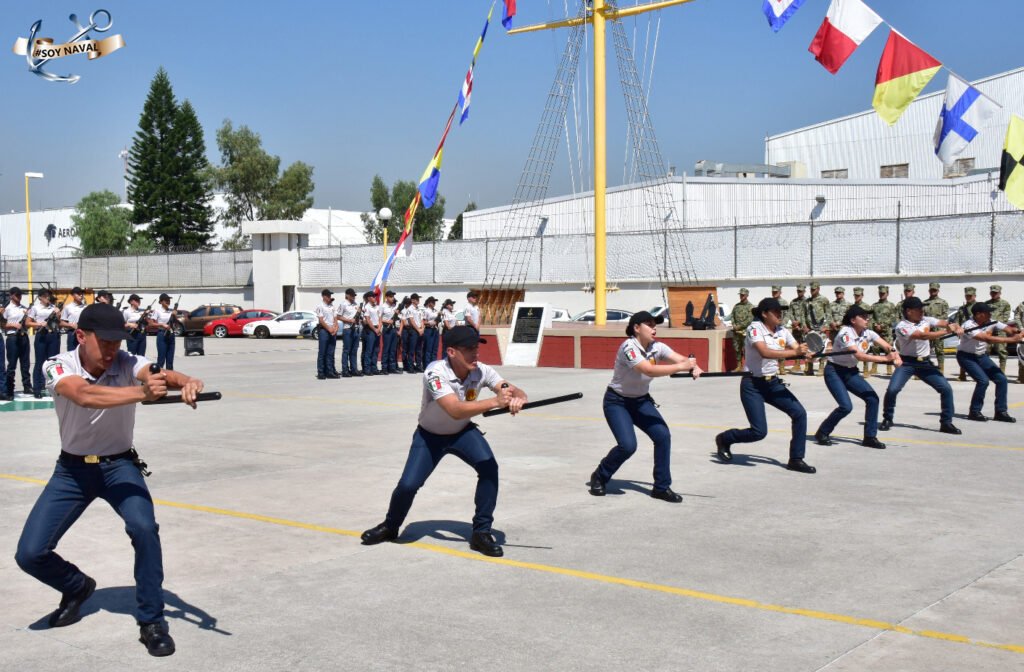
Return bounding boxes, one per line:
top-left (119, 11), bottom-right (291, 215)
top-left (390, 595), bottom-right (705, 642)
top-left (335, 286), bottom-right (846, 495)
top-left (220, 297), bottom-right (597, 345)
top-left (1, 337), bottom-right (1023, 670)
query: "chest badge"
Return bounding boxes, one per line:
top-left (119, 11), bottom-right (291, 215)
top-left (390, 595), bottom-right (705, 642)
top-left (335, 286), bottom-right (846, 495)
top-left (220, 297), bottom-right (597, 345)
top-left (466, 388), bottom-right (478, 401)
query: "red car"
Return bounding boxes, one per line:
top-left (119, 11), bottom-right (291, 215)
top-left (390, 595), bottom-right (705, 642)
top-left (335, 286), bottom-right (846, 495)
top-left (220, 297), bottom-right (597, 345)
top-left (204, 309), bottom-right (278, 338)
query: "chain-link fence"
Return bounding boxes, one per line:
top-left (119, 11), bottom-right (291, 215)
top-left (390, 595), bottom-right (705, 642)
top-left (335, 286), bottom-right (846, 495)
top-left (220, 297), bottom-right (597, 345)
top-left (299, 211), bottom-right (1024, 287)
top-left (0, 250), bottom-right (253, 288)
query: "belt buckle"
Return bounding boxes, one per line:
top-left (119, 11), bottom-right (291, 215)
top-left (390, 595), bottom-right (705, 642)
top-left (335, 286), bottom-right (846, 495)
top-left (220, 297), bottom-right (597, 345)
top-left (84, 455), bottom-right (100, 464)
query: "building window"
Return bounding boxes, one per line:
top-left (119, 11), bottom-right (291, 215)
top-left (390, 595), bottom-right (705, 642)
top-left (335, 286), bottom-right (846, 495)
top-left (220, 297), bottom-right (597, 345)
top-left (880, 163), bottom-right (909, 179)
top-left (943, 157), bottom-right (975, 178)
top-left (821, 169), bottom-right (848, 179)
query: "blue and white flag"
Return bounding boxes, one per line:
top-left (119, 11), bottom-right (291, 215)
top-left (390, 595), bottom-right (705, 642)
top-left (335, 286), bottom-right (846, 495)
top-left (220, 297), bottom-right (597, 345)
top-left (934, 74), bottom-right (1001, 166)
top-left (763, 0), bottom-right (807, 32)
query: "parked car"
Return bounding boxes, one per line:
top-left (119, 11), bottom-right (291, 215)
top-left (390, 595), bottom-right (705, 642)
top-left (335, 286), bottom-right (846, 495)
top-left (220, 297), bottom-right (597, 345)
top-left (299, 319), bottom-right (320, 340)
top-left (648, 305), bottom-right (671, 326)
top-left (550, 308), bottom-right (572, 322)
top-left (571, 309), bottom-right (634, 323)
top-left (242, 311), bottom-right (316, 338)
top-left (204, 309), bottom-right (277, 338)
top-left (144, 310), bottom-right (190, 336)
top-left (182, 304), bottom-right (243, 333)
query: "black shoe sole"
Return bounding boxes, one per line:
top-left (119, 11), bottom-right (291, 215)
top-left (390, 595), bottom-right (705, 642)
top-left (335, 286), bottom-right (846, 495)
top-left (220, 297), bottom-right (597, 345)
top-left (49, 577), bottom-right (96, 628)
top-left (469, 541), bottom-right (504, 557)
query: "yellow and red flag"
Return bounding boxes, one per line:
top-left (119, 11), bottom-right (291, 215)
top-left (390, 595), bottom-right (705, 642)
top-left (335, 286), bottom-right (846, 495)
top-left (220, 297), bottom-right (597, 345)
top-left (872, 31), bottom-right (941, 126)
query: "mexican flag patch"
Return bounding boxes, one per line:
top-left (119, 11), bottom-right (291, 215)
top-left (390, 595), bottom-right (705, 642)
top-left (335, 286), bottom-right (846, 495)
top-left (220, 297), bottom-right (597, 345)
top-left (625, 348), bottom-right (638, 361)
top-left (428, 376), bottom-right (443, 391)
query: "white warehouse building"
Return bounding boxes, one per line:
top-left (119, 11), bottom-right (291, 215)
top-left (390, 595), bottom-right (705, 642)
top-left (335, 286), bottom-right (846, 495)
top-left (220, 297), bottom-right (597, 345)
top-left (765, 67), bottom-right (1024, 181)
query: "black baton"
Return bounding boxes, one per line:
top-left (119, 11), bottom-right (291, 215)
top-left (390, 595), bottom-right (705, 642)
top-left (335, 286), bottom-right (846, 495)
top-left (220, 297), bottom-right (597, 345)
top-left (483, 388), bottom-right (583, 417)
top-left (143, 364), bottom-right (221, 405)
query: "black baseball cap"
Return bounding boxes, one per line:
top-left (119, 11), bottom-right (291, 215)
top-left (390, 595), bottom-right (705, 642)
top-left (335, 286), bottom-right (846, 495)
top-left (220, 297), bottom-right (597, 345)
top-left (9, 286), bottom-right (21, 296)
top-left (971, 302), bottom-right (993, 315)
top-left (71, 286), bottom-right (84, 295)
top-left (425, 296), bottom-right (437, 304)
top-left (78, 303), bottom-right (126, 340)
top-left (410, 293), bottom-right (421, 300)
top-left (842, 305), bottom-right (871, 325)
top-left (467, 290), bottom-right (480, 299)
top-left (345, 288), bottom-right (356, 296)
top-left (128, 293), bottom-right (143, 302)
top-left (159, 293), bottom-right (172, 301)
top-left (96, 290), bottom-right (114, 301)
top-left (321, 288), bottom-right (334, 297)
top-left (625, 310), bottom-right (664, 337)
top-left (752, 297), bottom-right (783, 322)
top-left (442, 298), bottom-right (455, 307)
top-left (901, 296), bottom-right (924, 315)
top-left (363, 291), bottom-right (374, 300)
top-left (385, 290), bottom-right (396, 297)
top-left (444, 325), bottom-right (487, 349)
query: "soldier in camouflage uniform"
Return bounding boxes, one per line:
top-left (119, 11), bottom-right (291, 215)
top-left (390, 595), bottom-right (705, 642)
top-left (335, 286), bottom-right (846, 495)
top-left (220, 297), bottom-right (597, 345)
top-left (729, 289), bottom-right (754, 372)
top-left (894, 283), bottom-right (915, 321)
top-left (1015, 298), bottom-right (1024, 384)
top-left (954, 287), bottom-right (978, 381)
top-left (829, 287), bottom-right (850, 337)
top-left (786, 284), bottom-right (808, 374)
top-left (852, 287), bottom-right (873, 377)
top-left (806, 281), bottom-right (831, 375)
top-left (870, 285), bottom-right (898, 375)
top-left (923, 282), bottom-right (950, 374)
top-left (988, 285), bottom-right (1012, 372)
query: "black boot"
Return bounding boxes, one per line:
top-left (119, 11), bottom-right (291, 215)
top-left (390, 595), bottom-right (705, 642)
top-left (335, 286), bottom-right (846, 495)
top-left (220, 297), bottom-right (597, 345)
top-left (139, 622), bottom-right (175, 657)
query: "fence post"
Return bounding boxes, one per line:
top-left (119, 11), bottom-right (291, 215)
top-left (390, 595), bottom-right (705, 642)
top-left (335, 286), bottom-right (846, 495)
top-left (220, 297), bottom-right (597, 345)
top-left (733, 220), bottom-right (738, 278)
top-left (432, 241), bottom-right (436, 284)
top-left (106, 256), bottom-right (110, 289)
top-left (989, 210), bottom-right (996, 273)
top-left (809, 220), bottom-right (815, 277)
top-left (894, 201), bottom-right (901, 274)
top-left (539, 235), bottom-right (544, 282)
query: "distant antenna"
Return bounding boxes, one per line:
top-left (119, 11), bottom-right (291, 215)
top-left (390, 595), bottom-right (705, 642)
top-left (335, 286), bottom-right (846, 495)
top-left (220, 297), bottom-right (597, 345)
top-left (117, 147), bottom-right (129, 202)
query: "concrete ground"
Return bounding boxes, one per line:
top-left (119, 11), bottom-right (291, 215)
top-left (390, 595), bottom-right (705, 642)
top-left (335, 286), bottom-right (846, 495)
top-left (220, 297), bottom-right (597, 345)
top-left (1, 338), bottom-right (1023, 671)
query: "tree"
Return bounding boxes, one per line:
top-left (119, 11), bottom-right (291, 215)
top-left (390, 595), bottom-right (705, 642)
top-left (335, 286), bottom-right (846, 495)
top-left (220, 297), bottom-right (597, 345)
top-left (71, 190), bottom-right (136, 255)
top-left (361, 175), bottom-right (446, 244)
top-left (213, 120), bottom-right (316, 249)
top-left (126, 69), bottom-right (215, 250)
top-left (448, 201), bottom-right (476, 240)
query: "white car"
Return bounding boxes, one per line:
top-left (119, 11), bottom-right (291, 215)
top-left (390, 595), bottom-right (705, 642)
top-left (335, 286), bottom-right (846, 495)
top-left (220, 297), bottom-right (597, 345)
top-left (571, 309), bottom-right (634, 323)
top-left (550, 307), bottom-right (572, 322)
top-left (242, 311), bottom-right (316, 338)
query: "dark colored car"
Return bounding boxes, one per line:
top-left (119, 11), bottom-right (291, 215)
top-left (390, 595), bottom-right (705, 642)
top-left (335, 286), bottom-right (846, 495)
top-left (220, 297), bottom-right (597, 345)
top-left (204, 309), bottom-right (277, 338)
top-left (182, 304), bottom-right (243, 334)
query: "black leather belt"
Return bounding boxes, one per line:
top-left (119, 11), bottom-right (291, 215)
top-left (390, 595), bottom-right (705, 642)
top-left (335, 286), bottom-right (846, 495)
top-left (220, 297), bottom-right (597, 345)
top-left (901, 356), bottom-right (931, 363)
top-left (60, 449), bottom-right (133, 465)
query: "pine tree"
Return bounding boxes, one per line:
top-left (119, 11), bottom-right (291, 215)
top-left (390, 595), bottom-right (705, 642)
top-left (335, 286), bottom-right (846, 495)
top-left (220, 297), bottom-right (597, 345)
top-left (127, 68), bottom-right (179, 248)
top-left (172, 100), bottom-right (214, 249)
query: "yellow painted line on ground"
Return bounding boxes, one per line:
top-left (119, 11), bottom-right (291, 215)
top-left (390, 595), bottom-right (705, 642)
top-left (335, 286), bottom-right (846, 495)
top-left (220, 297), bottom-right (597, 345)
top-left (2, 472), bottom-right (1022, 655)
top-left (1010, 401), bottom-right (1024, 409)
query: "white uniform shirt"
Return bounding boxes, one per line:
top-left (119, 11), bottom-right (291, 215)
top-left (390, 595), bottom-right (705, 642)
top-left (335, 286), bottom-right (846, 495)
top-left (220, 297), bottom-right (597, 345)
top-left (153, 305), bottom-right (174, 328)
top-left (315, 301), bottom-right (337, 328)
top-left (44, 348), bottom-right (149, 456)
top-left (441, 308), bottom-right (456, 330)
top-left (364, 304), bottom-right (380, 328)
top-left (419, 358), bottom-right (503, 435)
top-left (380, 302), bottom-right (398, 327)
top-left (894, 317), bottom-right (941, 358)
top-left (957, 319), bottom-right (1008, 356)
top-left (422, 306), bottom-right (438, 328)
top-left (607, 338), bottom-right (674, 398)
top-left (744, 321), bottom-right (796, 377)
top-left (61, 300), bottom-right (86, 328)
top-left (409, 306), bottom-right (424, 329)
top-left (464, 304), bottom-right (480, 329)
top-left (28, 301), bottom-right (57, 327)
top-left (122, 306), bottom-right (144, 326)
top-left (832, 325), bottom-right (880, 368)
top-left (4, 301), bottom-right (27, 334)
top-left (337, 300), bottom-right (358, 330)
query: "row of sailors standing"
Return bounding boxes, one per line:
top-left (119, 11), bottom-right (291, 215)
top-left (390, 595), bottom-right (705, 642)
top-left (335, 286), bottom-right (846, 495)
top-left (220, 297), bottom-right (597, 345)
top-left (314, 288), bottom-right (480, 379)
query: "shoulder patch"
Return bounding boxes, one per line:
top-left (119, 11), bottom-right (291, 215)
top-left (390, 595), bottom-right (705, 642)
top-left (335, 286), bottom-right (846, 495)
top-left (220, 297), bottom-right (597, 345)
top-left (427, 375), bottom-right (443, 391)
top-left (625, 348), bottom-right (638, 361)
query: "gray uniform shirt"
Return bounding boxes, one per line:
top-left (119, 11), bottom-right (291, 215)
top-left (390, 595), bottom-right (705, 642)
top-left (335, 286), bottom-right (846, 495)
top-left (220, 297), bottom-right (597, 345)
top-left (744, 321), bottom-right (796, 377)
top-left (832, 325), bottom-right (879, 368)
top-left (894, 317), bottom-right (941, 358)
top-left (957, 319), bottom-right (1008, 356)
top-left (419, 359), bottom-right (503, 435)
top-left (608, 338), bottom-right (674, 398)
top-left (44, 348), bottom-right (149, 456)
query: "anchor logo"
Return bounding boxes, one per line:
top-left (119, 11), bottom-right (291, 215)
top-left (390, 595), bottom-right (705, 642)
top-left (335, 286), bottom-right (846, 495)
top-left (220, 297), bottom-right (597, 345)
top-left (12, 9), bottom-right (125, 83)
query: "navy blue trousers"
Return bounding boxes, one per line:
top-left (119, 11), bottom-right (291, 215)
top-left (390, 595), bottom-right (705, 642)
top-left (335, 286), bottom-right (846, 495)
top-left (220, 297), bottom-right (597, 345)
top-left (156, 332), bottom-right (175, 370)
top-left (423, 327), bottom-right (440, 366)
top-left (382, 328), bottom-right (399, 371)
top-left (341, 329), bottom-right (359, 374)
top-left (316, 329), bottom-right (337, 376)
top-left (956, 352), bottom-right (1008, 414)
top-left (361, 330), bottom-right (379, 373)
top-left (883, 359), bottom-right (953, 424)
top-left (720, 376), bottom-right (807, 460)
top-left (384, 425), bottom-right (499, 534)
top-left (66, 332), bottom-right (78, 351)
top-left (818, 363), bottom-right (880, 438)
top-left (596, 388), bottom-right (673, 490)
top-left (15, 457), bottom-right (166, 625)
top-left (126, 331), bottom-right (147, 357)
top-left (406, 331), bottom-right (421, 371)
top-left (32, 330), bottom-right (61, 395)
top-left (7, 332), bottom-right (30, 395)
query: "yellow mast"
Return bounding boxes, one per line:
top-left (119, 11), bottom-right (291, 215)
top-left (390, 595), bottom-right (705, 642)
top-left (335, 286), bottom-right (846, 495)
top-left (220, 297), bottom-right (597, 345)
top-left (510, 0), bottom-right (695, 326)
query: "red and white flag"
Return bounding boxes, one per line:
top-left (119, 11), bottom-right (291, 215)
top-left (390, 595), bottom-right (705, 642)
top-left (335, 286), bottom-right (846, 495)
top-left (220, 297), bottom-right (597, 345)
top-left (808, 0), bottom-right (883, 74)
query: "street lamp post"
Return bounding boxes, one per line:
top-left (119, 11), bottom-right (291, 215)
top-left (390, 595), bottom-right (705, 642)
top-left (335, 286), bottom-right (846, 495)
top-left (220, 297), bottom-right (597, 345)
top-left (378, 207), bottom-right (393, 293)
top-left (24, 172), bottom-right (44, 301)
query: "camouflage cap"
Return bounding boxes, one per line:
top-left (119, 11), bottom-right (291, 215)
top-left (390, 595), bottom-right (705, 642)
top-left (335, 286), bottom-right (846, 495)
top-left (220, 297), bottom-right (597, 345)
top-left (965, 286), bottom-right (977, 295)
top-left (739, 288), bottom-right (749, 295)
top-left (796, 283), bottom-right (806, 291)
top-left (878, 285), bottom-right (889, 293)
top-left (834, 286), bottom-right (845, 293)
top-left (853, 286), bottom-right (864, 294)
top-left (990, 284), bottom-right (1002, 292)
top-left (928, 282), bottom-right (940, 290)
top-left (810, 281), bottom-right (820, 290)
top-left (771, 285), bottom-right (782, 292)
top-left (903, 283), bottom-right (915, 291)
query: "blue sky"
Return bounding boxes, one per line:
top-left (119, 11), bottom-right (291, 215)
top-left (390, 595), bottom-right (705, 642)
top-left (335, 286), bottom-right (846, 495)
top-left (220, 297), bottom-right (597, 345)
top-left (2, 0), bottom-right (1021, 220)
